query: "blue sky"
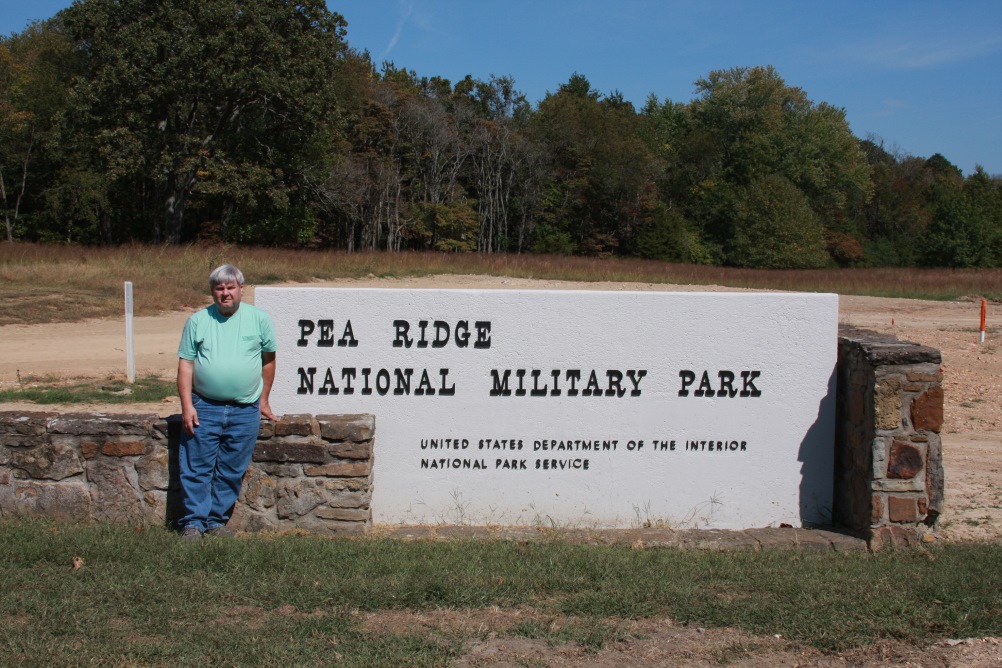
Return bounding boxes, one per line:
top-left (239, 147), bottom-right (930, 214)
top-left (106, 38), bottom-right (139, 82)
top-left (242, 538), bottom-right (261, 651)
top-left (4, 1), bottom-right (1001, 175)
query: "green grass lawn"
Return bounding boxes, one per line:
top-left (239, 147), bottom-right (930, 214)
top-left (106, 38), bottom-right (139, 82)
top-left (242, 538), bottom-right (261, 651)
top-left (0, 375), bottom-right (175, 404)
top-left (1, 520), bottom-right (999, 665)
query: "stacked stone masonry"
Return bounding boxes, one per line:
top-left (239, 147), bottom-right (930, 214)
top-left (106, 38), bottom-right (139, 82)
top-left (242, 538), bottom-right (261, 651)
top-left (0, 327), bottom-right (943, 549)
top-left (0, 412), bottom-right (375, 535)
top-left (834, 326), bottom-right (944, 549)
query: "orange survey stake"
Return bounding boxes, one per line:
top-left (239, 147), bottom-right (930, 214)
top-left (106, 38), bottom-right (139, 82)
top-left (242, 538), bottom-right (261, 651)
top-left (981, 298), bottom-right (987, 343)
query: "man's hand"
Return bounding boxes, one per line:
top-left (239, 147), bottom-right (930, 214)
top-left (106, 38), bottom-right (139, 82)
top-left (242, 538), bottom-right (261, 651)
top-left (182, 403), bottom-right (200, 437)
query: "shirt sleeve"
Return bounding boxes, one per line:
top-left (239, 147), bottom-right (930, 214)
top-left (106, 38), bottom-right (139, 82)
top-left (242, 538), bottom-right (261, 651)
top-left (260, 310), bottom-right (278, 353)
top-left (177, 314), bottom-right (198, 360)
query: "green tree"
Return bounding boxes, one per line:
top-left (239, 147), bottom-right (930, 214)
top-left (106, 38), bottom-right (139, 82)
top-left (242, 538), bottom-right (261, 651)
top-left (57, 0), bottom-right (349, 243)
top-left (648, 66), bottom-right (870, 266)
top-left (0, 21), bottom-right (77, 241)
top-left (922, 165), bottom-right (1002, 267)
top-left (530, 74), bottom-right (656, 255)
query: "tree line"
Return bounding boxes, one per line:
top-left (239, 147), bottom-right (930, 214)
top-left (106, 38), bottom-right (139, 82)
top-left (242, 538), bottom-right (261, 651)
top-left (2, 0), bottom-right (1000, 268)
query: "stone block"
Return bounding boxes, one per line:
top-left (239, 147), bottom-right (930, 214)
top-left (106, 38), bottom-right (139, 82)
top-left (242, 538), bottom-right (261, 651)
top-left (258, 420), bottom-right (275, 440)
top-left (327, 491), bottom-right (370, 509)
top-left (48, 414), bottom-right (156, 436)
top-left (0, 480), bottom-right (91, 519)
top-left (873, 378), bottom-right (902, 431)
top-left (871, 494), bottom-right (885, 524)
top-left (276, 478), bottom-right (338, 519)
top-left (9, 441), bottom-right (84, 481)
top-left (101, 439), bottom-right (147, 457)
top-left (240, 467), bottom-right (277, 511)
top-left (0, 412), bottom-right (56, 435)
top-left (869, 525), bottom-right (919, 551)
top-left (329, 441), bottom-right (373, 460)
top-left (314, 507), bottom-right (370, 522)
top-left (873, 478), bottom-right (925, 492)
top-left (887, 440), bottom-right (923, 479)
top-left (86, 459), bottom-right (145, 523)
top-left (0, 434), bottom-right (43, 448)
top-left (81, 440), bottom-right (101, 459)
top-left (871, 437), bottom-right (889, 479)
top-left (318, 415), bottom-right (375, 442)
top-left (887, 496), bottom-right (920, 523)
top-left (229, 506), bottom-right (278, 533)
top-left (252, 463), bottom-right (303, 477)
top-left (274, 415), bottom-right (317, 437)
top-left (906, 370), bottom-right (942, 383)
top-left (284, 515), bottom-right (367, 535)
top-left (303, 461), bottom-right (371, 478)
top-left (253, 437), bottom-right (326, 463)
top-left (911, 386), bottom-right (943, 432)
top-left (136, 447), bottom-right (170, 491)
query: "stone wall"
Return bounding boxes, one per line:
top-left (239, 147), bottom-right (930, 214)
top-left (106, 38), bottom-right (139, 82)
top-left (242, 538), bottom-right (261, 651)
top-left (834, 326), bottom-right (944, 548)
top-left (1, 326), bottom-right (945, 547)
top-left (0, 412), bottom-right (374, 535)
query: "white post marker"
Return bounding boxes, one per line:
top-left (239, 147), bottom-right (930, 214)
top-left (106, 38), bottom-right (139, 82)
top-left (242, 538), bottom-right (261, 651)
top-left (124, 281), bottom-right (135, 383)
top-left (981, 298), bottom-right (987, 344)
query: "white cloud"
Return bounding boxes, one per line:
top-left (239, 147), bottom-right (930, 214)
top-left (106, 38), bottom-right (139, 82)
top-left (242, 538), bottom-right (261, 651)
top-left (382, 0), bottom-right (415, 58)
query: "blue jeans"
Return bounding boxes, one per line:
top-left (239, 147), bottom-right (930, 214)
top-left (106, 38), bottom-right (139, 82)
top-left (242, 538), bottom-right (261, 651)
top-left (179, 394), bottom-right (260, 532)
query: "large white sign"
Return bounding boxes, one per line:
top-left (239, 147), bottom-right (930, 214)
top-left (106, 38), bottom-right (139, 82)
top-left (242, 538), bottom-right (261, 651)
top-left (256, 288), bottom-right (837, 529)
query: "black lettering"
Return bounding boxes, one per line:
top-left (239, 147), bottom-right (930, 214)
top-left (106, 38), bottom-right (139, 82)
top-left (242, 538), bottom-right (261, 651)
top-left (439, 369), bottom-right (456, 396)
top-left (338, 320), bottom-right (358, 347)
top-left (415, 369), bottom-right (435, 396)
top-left (432, 321), bottom-right (450, 348)
top-left (695, 371), bottom-right (714, 397)
top-left (417, 320), bottom-right (430, 348)
top-left (319, 367), bottom-right (338, 395)
top-left (530, 370), bottom-right (548, 396)
top-left (717, 370), bottom-right (737, 397)
top-left (317, 319), bottom-right (335, 347)
top-left (392, 320), bottom-right (412, 348)
top-left (627, 369), bottom-right (647, 396)
top-left (474, 321), bottom-right (492, 348)
top-left (393, 368), bottom-right (413, 395)
top-left (490, 370), bottom-right (512, 396)
top-left (740, 371), bottom-right (762, 397)
top-left (297, 367), bottom-right (316, 394)
top-left (455, 320), bottom-right (470, 347)
top-left (566, 370), bottom-right (581, 396)
top-left (341, 368), bottom-right (356, 394)
top-left (678, 370), bottom-right (696, 396)
top-left (605, 370), bottom-right (624, 397)
top-left (297, 320), bottom-right (315, 347)
top-left (376, 369), bottom-right (391, 396)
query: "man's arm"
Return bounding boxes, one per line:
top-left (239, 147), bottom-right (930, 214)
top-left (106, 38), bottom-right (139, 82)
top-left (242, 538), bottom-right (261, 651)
top-left (260, 351), bottom-right (277, 421)
top-left (177, 358), bottom-right (199, 436)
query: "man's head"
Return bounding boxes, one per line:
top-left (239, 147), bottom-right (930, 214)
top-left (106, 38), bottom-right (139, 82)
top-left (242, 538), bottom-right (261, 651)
top-left (209, 264), bottom-right (245, 316)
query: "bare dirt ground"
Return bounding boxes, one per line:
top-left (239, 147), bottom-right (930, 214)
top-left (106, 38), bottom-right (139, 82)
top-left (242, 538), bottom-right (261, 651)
top-left (2, 274), bottom-right (1000, 666)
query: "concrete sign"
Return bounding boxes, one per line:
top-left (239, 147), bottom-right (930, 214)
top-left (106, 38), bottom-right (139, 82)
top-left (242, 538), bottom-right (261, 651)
top-left (255, 288), bottom-right (838, 529)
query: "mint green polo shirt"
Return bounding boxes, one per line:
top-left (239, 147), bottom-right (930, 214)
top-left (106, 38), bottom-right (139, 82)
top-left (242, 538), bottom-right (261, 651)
top-left (178, 303), bottom-right (277, 404)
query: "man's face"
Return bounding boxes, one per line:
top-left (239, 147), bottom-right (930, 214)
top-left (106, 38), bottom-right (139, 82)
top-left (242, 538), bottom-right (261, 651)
top-left (211, 280), bottom-right (243, 316)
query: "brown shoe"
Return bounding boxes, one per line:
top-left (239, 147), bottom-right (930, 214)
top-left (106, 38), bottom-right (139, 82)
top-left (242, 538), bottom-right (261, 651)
top-left (180, 527), bottom-right (203, 542)
top-left (205, 525), bottom-right (236, 538)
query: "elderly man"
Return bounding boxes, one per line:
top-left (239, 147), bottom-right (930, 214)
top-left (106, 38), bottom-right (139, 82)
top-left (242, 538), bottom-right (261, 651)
top-left (176, 264), bottom-right (277, 541)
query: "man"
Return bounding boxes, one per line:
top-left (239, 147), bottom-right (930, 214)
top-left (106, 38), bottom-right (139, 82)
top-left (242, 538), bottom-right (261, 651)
top-left (176, 264), bottom-right (277, 541)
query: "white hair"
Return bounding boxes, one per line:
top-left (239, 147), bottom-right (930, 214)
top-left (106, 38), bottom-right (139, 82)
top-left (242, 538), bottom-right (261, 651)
top-left (209, 264), bottom-right (245, 287)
